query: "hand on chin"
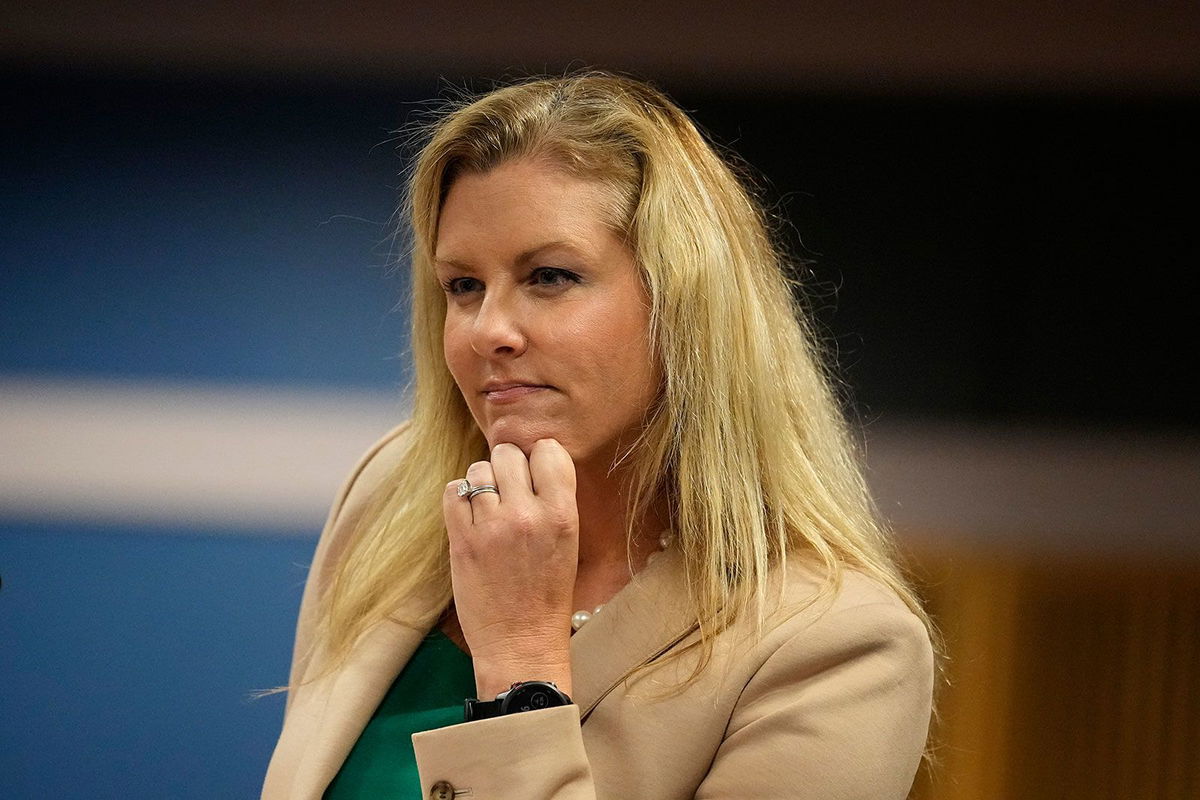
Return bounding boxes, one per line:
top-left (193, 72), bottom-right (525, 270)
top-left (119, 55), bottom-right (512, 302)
top-left (483, 420), bottom-right (564, 458)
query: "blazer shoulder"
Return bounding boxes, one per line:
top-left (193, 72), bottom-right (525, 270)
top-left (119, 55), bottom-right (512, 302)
top-left (773, 555), bottom-right (922, 616)
top-left (699, 563), bottom-right (935, 800)
top-left (309, 419), bottom-right (414, 601)
top-left (698, 561), bottom-right (934, 799)
top-left (762, 559), bottom-right (934, 676)
top-left (322, 420), bottom-right (414, 534)
top-left (285, 421), bottom-right (413, 695)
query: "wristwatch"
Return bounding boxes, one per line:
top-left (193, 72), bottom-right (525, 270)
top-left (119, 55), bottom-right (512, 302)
top-left (464, 681), bottom-right (573, 722)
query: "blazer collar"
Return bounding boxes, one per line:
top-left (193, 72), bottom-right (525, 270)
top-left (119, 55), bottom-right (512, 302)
top-left (288, 546), bottom-right (696, 796)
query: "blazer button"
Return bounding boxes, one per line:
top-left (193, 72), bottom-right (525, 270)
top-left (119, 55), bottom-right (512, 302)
top-left (429, 780), bottom-right (456, 799)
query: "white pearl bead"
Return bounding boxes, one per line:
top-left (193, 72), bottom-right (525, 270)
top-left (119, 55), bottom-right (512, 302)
top-left (567, 532), bottom-right (673, 632)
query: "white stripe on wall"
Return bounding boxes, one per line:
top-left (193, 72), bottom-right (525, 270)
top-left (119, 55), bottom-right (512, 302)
top-left (0, 376), bottom-right (405, 533)
top-left (2, 376), bottom-right (1198, 552)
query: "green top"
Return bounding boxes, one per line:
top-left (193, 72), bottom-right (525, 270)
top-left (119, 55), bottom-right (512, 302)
top-left (324, 627), bottom-right (476, 800)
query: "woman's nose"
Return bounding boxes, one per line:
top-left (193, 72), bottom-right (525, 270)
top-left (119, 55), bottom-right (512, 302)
top-left (470, 291), bottom-right (527, 358)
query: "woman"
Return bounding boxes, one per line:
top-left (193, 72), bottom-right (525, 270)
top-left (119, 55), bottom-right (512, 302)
top-left (263, 73), bottom-right (935, 799)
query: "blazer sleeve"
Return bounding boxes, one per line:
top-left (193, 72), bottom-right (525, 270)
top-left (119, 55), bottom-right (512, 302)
top-left (413, 706), bottom-right (594, 799)
top-left (411, 596), bottom-right (933, 799)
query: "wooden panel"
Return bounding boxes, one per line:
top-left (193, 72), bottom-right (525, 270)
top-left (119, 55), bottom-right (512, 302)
top-left (904, 538), bottom-right (1200, 800)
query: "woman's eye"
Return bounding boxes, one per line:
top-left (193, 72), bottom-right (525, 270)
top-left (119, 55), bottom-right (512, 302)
top-left (442, 276), bottom-right (482, 295)
top-left (530, 267), bottom-right (580, 288)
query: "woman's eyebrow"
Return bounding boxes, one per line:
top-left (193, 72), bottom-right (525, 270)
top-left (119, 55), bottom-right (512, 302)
top-left (515, 240), bottom-right (587, 265)
top-left (437, 241), bottom-right (587, 271)
top-left (433, 256), bottom-right (474, 272)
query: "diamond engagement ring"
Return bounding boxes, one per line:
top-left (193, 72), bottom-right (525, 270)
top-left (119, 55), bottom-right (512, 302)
top-left (457, 479), bottom-right (499, 500)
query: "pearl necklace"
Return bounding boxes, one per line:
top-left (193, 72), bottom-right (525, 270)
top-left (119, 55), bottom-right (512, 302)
top-left (570, 531), bottom-right (673, 632)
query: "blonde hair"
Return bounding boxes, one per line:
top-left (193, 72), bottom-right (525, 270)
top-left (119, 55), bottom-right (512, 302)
top-left (316, 72), bottom-right (933, 682)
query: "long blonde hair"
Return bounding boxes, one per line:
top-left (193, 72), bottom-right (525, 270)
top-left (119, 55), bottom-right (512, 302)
top-left (317, 72), bottom-right (932, 679)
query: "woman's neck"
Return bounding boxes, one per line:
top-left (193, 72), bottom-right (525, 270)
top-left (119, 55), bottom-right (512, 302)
top-left (572, 459), bottom-right (667, 580)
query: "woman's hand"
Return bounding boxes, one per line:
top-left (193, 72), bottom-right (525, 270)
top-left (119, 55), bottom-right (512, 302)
top-left (443, 438), bottom-right (579, 699)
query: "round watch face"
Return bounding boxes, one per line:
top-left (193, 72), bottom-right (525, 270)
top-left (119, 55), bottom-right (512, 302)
top-left (503, 682), bottom-right (565, 713)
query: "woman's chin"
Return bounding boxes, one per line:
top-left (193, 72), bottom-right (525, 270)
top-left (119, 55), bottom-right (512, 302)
top-left (484, 422), bottom-right (567, 456)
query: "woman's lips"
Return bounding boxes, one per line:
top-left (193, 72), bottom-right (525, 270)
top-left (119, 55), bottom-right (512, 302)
top-left (483, 384), bottom-right (550, 403)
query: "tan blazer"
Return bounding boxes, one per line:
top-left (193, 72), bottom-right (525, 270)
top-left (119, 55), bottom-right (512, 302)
top-left (263, 424), bottom-right (934, 799)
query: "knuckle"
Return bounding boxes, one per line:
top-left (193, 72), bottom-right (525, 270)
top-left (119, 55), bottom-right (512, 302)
top-left (448, 535), bottom-right (476, 560)
top-left (477, 519), bottom-right (507, 541)
top-left (509, 506), bottom-right (538, 531)
top-left (546, 507), bottom-right (576, 531)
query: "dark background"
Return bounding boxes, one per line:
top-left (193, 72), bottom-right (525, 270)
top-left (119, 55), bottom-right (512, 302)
top-left (6, 68), bottom-right (1196, 428)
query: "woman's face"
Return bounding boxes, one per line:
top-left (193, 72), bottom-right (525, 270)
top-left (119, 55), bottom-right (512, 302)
top-left (435, 158), bottom-right (659, 470)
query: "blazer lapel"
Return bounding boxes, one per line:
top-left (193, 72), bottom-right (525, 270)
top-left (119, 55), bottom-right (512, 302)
top-left (570, 546), bottom-right (699, 721)
top-left (289, 595), bottom-right (443, 798)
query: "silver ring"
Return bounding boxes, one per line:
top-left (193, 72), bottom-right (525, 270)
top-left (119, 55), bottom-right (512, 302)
top-left (466, 485), bottom-right (500, 500)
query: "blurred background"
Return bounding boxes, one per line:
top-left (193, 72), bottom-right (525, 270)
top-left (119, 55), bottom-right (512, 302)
top-left (2, 3), bottom-right (1198, 797)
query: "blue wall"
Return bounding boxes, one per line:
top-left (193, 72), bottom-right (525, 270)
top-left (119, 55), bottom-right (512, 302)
top-left (2, 74), bottom-right (422, 798)
top-left (0, 524), bottom-right (313, 797)
top-left (2, 75), bottom-right (412, 388)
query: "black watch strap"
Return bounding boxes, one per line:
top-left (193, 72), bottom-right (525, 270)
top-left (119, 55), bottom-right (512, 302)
top-left (463, 696), bottom-right (504, 721)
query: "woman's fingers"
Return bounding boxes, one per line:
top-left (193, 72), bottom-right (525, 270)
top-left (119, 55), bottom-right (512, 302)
top-left (443, 460), bottom-right (499, 534)
top-left (528, 438), bottom-right (576, 506)
top-left (490, 443), bottom-right (534, 502)
top-left (447, 440), bottom-right (575, 533)
top-left (464, 459), bottom-right (500, 516)
top-left (443, 478), bottom-right (474, 531)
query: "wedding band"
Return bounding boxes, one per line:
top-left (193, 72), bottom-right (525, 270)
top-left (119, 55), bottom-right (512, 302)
top-left (466, 485), bottom-right (500, 500)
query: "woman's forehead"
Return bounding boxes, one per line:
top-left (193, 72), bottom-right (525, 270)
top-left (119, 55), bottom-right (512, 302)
top-left (435, 161), bottom-right (624, 262)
